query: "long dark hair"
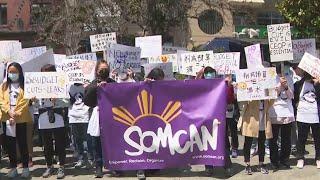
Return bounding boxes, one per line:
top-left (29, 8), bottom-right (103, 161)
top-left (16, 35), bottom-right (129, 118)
top-left (202, 66), bottom-right (216, 79)
top-left (3, 62), bottom-right (24, 90)
top-left (146, 68), bottom-right (165, 80)
top-left (94, 60), bottom-right (109, 78)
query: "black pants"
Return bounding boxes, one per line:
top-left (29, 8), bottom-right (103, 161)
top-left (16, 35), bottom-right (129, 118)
top-left (243, 131), bottom-right (266, 163)
top-left (2, 122), bottom-right (29, 168)
top-left (72, 123), bottom-right (93, 161)
top-left (270, 123), bottom-right (292, 164)
top-left (91, 136), bottom-right (103, 167)
top-left (227, 118), bottom-right (239, 150)
top-left (297, 122), bottom-right (320, 160)
top-left (41, 127), bottom-right (66, 166)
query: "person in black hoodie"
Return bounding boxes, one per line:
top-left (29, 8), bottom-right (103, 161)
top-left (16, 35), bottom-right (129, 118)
top-left (83, 60), bottom-right (116, 178)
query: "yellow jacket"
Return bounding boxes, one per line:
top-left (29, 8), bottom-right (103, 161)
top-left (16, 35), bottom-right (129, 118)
top-left (0, 83), bottom-right (32, 123)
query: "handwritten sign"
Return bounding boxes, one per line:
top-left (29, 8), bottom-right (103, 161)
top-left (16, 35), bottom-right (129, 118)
top-left (0, 41), bottom-right (22, 63)
top-left (67, 53), bottom-right (97, 61)
top-left (180, 51), bottom-right (214, 76)
top-left (90, 32), bottom-right (117, 52)
top-left (55, 59), bottom-right (96, 84)
top-left (22, 49), bottom-right (55, 72)
top-left (236, 68), bottom-right (277, 101)
top-left (292, 39), bottom-right (316, 63)
top-left (148, 54), bottom-right (179, 72)
top-left (24, 72), bottom-right (69, 99)
top-left (245, 44), bottom-right (263, 68)
top-left (143, 62), bottom-right (173, 80)
top-left (19, 46), bottom-right (47, 63)
top-left (267, 23), bottom-right (293, 62)
top-left (162, 46), bottom-right (187, 54)
top-left (298, 53), bottom-right (320, 79)
top-left (135, 35), bottom-right (162, 58)
top-left (105, 44), bottom-right (141, 73)
top-left (212, 52), bottom-right (240, 74)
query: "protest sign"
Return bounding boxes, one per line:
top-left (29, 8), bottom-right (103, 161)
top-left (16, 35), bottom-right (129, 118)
top-left (0, 41), bottom-right (22, 63)
top-left (24, 72), bottom-right (69, 99)
top-left (244, 44), bottom-right (263, 68)
top-left (67, 53), bottom-right (97, 61)
top-left (135, 35), bottom-right (162, 58)
top-left (98, 79), bottom-right (227, 170)
top-left (19, 46), bottom-right (47, 63)
top-left (56, 59), bottom-right (96, 84)
top-left (90, 32), bottom-right (117, 52)
top-left (0, 63), bottom-right (5, 83)
top-left (162, 46), bottom-right (187, 54)
top-left (292, 39), bottom-right (316, 63)
top-left (148, 54), bottom-right (179, 72)
top-left (105, 44), bottom-right (141, 73)
top-left (236, 68), bottom-right (277, 101)
top-left (267, 23), bottom-right (293, 62)
top-left (212, 52), bottom-right (240, 74)
top-left (180, 51), bottom-right (214, 76)
top-left (22, 49), bottom-right (55, 72)
top-left (298, 52), bottom-right (320, 79)
top-left (143, 62), bottom-right (174, 80)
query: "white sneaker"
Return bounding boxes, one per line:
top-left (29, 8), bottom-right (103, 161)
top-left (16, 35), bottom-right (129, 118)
top-left (317, 160), bottom-right (320, 169)
top-left (297, 159), bottom-right (304, 169)
top-left (231, 149), bottom-right (238, 158)
top-left (250, 147), bottom-right (258, 156)
top-left (7, 168), bottom-right (18, 178)
top-left (21, 168), bottom-right (30, 178)
top-left (265, 147), bottom-right (270, 157)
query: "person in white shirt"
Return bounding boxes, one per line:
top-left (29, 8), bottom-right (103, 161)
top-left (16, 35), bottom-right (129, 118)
top-left (294, 72), bottom-right (320, 169)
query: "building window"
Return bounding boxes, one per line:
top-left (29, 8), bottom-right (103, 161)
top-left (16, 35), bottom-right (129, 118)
top-left (31, 3), bottom-right (50, 25)
top-left (0, 4), bottom-right (7, 25)
top-left (198, 10), bottom-right (224, 35)
top-left (257, 11), bottom-right (284, 25)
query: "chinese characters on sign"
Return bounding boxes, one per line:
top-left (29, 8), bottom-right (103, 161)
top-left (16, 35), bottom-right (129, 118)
top-left (147, 54), bottom-right (179, 72)
top-left (180, 51), bottom-right (214, 76)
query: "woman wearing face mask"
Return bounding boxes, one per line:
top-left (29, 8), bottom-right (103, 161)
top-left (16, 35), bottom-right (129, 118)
top-left (0, 62), bottom-right (32, 178)
top-left (196, 66), bottom-right (233, 177)
top-left (84, 60), bottom-right (116, 178)
top-left (294, 72), bottom-right (320, 169)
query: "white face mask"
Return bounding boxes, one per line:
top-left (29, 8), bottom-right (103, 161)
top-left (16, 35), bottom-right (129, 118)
top-left (8, 73), bottom-right (19, 82)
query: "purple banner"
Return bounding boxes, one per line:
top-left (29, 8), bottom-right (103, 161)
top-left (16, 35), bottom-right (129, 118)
top-left (98, 79), bottom-right (227, 170)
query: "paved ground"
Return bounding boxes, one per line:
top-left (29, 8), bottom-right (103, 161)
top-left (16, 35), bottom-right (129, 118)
top-left (1, 136), bottom-right (320, 180)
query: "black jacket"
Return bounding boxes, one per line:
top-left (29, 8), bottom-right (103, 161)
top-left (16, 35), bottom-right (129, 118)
top-left (84, 78), bottom-right (116, 108)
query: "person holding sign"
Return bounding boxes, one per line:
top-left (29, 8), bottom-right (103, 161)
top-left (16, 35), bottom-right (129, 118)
top-left (0, 62), bottom-right (32, 178)
top-left (32, 64), bottom-right (69, 179)
top-left (294, 72), bottom-right (320, 169)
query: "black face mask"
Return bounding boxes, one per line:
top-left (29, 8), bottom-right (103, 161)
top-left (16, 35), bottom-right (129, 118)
top-left (97, 68), bottom-right (110, 81)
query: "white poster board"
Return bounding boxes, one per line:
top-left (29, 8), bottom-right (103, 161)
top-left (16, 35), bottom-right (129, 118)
top-left (212, 52), bottom-right (240, 74)
top-left (267, 23), bottom-right (293, 62)
top-left (22, 49), bottom-right (55, 72)
top-left (0, 63), bottom-right (5, 83)
top-left (19, 46), bottom-right (47, 63)
top-left (67, 53), bottom-right (97, 61)
top-left (292, 39), bottom-right (316, 63)
top-left (0, 41), bottom-right (22, 63)
top-left (298, 52), bottom-right (320, 79)
top-left (162, 46), bottom-right (187, 54)
top-left (55, 59), bottom-right (96, 84)
top-left (135, 35), bottom-right (162, 58)
top-left (24, 72), bottom-right (69, 99)
top-left (90, 32), bottom-right (117, 52)
top-left (236, 68), bottom-right (278, 101)
top-left (147, 54), bottom-right (179, 72)
top-left (180, 51), bottom-right (214, 76)
top-left (143, 62), bottom-right (173, 80)
top-left (245, 44), bottom-right (263, 68)
top-left (105, 44), bottom-right (141, 73)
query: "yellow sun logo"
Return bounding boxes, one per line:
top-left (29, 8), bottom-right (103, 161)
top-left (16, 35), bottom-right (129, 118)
top-left (112, 90), bottom-right (182, 126)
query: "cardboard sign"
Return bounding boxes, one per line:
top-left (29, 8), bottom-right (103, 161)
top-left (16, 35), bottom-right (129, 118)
top-left (105, 44), bottom-right (141, 73)
top-left (19, 46), bottom-right (47, 63)
top-left (24, 72), bottom-right (69, 99)
top-left (212, 52), bottom-right (240, 74)
top-left (245, 44), bottom-right (263, 68)
top-left (162, 46), bottom-right (187, 54)
top-left (298, 52), bottom-right (320, 79)
top-left (180, 51), bottom-right (214, 76)
top-left (22, 49), bottom-right (55, 72)
top-left (90, 32), bottom-right (117, 52)
top-left (67, 53), bottom-right (97, 61)
top-left (0, 41), bottom-right (22, 63)
top-left (267, 23), bottom-right (293, 62)
top-left (292, 39), bottom-right (316, 63)
top-left (143, 62), bottom-right (174, 80)
top-left (236, 68), bottom-right (278, 101)
top-left (55, 59), bottom-right (96, 84)
top-left (148, 54), bottom-right (179, 72)
top-left (135, 35), bottom-right (162, 58)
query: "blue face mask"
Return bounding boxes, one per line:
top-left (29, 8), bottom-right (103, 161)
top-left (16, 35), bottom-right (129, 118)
top-left (8, 73), bottom-right (19, 82)
top-left (204, 73), bottom-right (216, 79)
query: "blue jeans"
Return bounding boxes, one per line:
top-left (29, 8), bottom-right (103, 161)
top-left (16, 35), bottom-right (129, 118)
top-left (72, 123), bottom-right (93, 161)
